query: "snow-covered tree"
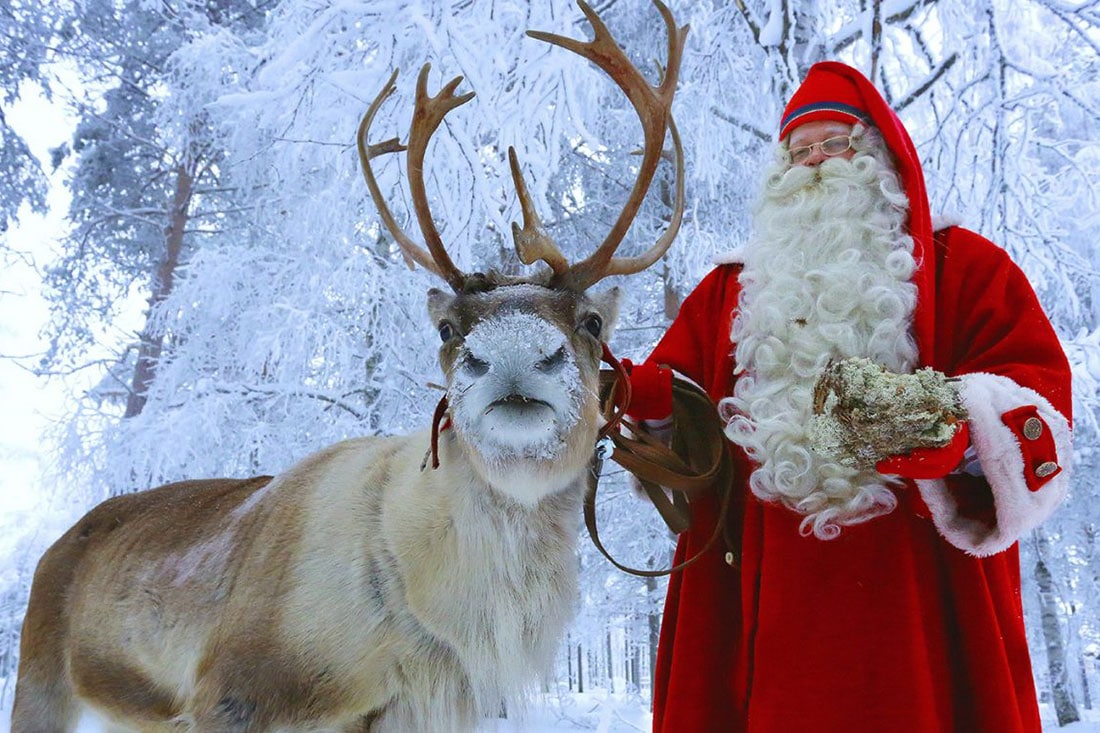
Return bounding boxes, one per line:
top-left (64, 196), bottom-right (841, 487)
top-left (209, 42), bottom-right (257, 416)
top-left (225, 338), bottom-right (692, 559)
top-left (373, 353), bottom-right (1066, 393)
top-left (3, 0), bottom-right (1098, 713)
top-left (39, 0), bottom-right (272, 408)
top-left (0, 0), bottom-right (58, 234)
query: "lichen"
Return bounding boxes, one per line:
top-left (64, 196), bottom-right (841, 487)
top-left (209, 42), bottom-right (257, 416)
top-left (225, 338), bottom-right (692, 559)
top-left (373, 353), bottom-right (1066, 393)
top-left (808, 357), bottom-right (967, 469)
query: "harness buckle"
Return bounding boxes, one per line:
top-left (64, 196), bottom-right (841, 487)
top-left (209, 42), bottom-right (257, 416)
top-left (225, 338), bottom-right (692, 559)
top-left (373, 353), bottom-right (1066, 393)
top-left (594, 435), bottom-right (614, 462)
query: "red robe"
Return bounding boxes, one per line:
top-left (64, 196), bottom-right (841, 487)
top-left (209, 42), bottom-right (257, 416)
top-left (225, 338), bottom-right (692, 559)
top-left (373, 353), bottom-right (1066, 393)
top-left (647, 226), bottom-right (1073, 732)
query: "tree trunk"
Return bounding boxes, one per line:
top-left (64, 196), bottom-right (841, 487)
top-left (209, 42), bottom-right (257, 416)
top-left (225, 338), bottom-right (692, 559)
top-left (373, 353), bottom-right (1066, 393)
top-left (1080, 651), bottom-right (1092, 710)
top-left (606, 630), bottom-right (614, 692)
top-left (631, 645), bottom-right (640, 693)
top-left (1034, 528), bottom-right (1080, 725)
top-left (124, 162), bottom-right (194, 418)
top-left (646, 560), bottom-right (664, 702)
top-left (662, 263), bottom-right (680, 322)
top-left (566, 633), bottom-right (574, 691)
top-left (627, 637), bottom-right (635, 688)
top-left (576, 642), bottom-right (584, 693)
top-left (869, 0), bottom-right (883, 85)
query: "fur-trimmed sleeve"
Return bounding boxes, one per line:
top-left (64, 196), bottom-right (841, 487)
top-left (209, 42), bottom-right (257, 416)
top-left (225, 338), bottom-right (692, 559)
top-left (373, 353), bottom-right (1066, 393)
top-left (914, 227), bottom-right (1072, 556)
top-left (646, 265), bottom-right (743, 404)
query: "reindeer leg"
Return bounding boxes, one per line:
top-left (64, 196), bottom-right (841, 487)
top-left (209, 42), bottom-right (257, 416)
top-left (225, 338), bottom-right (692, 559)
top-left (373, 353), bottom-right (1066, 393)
top-left (11, 670), bottom-right (78, 733)
top-left (12, 525), bottom-right (86, 732)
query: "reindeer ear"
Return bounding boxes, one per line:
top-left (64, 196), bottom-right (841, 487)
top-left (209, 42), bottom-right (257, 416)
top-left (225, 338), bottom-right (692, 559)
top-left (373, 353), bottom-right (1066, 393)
top-left (426, 288), bottom-right (455, 325)
top-left (589, 286), bottom-right (622, 341)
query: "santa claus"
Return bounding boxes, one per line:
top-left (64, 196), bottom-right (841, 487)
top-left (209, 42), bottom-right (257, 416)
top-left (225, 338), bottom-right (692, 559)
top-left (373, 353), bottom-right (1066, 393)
top-left (628, 62), bottom-right (1073, 732)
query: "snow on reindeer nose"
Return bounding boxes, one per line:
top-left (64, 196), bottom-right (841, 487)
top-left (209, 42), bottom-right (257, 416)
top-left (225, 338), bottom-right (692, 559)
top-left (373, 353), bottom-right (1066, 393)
top-left (462, 311), bottom-right (575, 383)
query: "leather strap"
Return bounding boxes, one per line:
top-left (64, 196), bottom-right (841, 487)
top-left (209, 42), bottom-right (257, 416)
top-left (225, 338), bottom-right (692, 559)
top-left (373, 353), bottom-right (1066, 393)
top-left (425, 343), bottom-right (740, 576)
top-left (586, 359), bottom-right (740, 577)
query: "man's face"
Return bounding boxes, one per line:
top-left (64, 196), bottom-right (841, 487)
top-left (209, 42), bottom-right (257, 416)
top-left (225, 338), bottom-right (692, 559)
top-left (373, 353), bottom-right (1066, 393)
top-left (785, 120), bottom-right (857, 167)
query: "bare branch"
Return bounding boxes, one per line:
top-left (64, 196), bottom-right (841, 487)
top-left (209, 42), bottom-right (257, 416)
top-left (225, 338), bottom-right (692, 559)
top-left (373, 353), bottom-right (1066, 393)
top-left (732, 0), bottom-right (763, 43)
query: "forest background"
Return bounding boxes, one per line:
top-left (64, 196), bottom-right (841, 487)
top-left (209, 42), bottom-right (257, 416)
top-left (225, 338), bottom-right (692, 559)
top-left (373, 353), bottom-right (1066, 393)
top-left (1, 0), bottom-right (1099, 728)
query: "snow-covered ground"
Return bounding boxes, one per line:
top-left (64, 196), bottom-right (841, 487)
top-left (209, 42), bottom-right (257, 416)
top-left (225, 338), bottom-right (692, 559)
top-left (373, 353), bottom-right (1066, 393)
top-left (1, 692), bottom-right (1099, 731)
top-left (480, 691), bottom-right (652, 732)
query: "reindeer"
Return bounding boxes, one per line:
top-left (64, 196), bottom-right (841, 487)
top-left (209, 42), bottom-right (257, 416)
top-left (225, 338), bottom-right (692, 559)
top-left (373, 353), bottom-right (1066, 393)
top-left (11, 2), bottom-right (686, 731)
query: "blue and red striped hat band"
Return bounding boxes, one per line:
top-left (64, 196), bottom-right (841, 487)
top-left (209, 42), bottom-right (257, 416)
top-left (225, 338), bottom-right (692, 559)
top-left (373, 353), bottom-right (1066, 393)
top-left (779, 101), bottom-right (872, 139)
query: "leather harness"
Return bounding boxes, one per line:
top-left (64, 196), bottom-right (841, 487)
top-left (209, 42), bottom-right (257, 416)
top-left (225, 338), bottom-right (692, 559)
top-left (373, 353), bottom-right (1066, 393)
top-left (590, 344), bottom-right (740, 576)
top-left (426, 342), bottom-right (740, 577)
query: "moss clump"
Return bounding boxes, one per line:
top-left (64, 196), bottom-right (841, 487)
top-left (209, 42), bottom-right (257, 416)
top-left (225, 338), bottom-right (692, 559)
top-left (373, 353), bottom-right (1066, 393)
top-left (809, 357), bottom-right (967, 469)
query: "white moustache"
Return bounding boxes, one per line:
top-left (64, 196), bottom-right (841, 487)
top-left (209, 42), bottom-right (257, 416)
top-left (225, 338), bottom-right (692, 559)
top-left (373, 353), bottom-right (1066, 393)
top-left (765, 156), bottom-right (874, 200)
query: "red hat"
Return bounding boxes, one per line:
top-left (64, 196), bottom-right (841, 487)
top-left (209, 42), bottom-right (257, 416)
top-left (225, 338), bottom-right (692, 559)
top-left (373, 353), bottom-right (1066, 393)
top-left (779, 66), bottom-right (871, 140)
top-left (780, 61), bottom-right (936, 364)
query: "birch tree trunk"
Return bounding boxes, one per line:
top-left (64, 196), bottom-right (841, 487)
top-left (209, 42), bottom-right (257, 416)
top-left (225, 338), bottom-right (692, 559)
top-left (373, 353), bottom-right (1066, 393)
top-left (1034, 527), bottom-right (1080, 726)
top-left (1079, 650), bottom-right (1091, 710)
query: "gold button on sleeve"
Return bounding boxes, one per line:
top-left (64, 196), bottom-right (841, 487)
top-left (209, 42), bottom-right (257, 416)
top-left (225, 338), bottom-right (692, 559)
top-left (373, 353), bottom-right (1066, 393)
top-left (1023, 417), bottom-right (1043, 440)
top-left (1035, 461), bottom-right (1058, 478)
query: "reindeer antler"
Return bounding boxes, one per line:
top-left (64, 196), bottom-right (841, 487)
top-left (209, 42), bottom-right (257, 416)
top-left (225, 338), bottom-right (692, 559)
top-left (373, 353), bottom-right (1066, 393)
top-left (516, 0), bottom-right (688, 292)
top-left (359, 2), bottom-right (686, 293)
top-left (508, 147), bottom-right (570, 276)
top-left (358, 65), bottom-right (473, 293)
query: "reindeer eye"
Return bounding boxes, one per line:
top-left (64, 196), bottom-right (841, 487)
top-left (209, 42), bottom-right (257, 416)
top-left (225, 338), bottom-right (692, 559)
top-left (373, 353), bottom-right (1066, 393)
top-left (581, 314), bottom-right (602, 339)
top-left (438, 322), bottom-right (456, 343)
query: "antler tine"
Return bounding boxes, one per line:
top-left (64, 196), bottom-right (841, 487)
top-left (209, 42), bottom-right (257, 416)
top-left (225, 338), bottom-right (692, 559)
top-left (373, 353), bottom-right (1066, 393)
top-left (406, 63), bottom-right (476, 293)
top-left (357, 69), bottom-right (444, 279)
top-left (528, 0), bottom-right (688, 291)
top-left (508, 147), bottom-right (569, 276)
top-left (603, 112), bottom-right (684, 277)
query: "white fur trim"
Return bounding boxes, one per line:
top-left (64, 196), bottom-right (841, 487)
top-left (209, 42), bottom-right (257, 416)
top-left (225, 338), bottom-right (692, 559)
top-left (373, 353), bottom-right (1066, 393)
top-left (931, 212), bottom-right (965, 232)
top-left (916, 372), bottom-right (1071, 556)
top-left (711, 247), bottom-right (744, 265)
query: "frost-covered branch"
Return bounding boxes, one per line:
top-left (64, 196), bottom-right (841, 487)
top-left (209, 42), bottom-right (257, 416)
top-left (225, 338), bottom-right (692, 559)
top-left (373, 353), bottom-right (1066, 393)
top-left (709, 105), bottom-right (771, 142)
top-left (894, 53), bottom-right (957, 112)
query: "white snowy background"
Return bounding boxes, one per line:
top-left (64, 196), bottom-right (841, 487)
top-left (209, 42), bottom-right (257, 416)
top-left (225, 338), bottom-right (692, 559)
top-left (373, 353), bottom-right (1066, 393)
top-left (1, 0), bottom-right (1100, 730)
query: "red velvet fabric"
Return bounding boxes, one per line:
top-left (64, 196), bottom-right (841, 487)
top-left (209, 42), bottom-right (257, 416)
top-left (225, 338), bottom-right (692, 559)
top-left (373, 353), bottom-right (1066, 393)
top-left (1000, 406), bottom-right (1062, 491)
top-left (876, 422), bottom-right (970, 479)
top-left (621, 358), bottom-right (674, 420)
top-left (647, 227), bottom-right (1071, 732)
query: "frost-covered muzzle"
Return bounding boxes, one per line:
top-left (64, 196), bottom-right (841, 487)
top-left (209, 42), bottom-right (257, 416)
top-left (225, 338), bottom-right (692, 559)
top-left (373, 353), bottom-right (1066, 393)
top-left (449, 311), bottom-right (585, 465)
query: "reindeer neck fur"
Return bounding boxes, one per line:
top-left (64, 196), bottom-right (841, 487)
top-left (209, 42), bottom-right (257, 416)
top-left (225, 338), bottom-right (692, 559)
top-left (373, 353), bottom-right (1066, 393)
top-left (380, 431), bottom-right (585, 726)
top-left (342, 279), bottom-right (619, 728)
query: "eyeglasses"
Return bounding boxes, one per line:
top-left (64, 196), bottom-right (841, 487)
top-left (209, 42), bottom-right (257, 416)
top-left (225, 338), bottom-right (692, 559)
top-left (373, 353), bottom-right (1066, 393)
top-left (787, 134), bottom-right (855, 165)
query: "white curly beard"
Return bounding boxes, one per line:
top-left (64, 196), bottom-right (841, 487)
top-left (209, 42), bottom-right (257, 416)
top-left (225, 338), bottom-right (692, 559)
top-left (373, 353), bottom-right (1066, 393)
top-left (719, 142), bottom-right (920, 539)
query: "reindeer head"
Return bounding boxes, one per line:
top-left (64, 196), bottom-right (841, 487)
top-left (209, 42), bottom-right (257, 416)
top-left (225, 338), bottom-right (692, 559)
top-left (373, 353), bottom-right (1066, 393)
top-left (358, 1), bottom-right (686, 505)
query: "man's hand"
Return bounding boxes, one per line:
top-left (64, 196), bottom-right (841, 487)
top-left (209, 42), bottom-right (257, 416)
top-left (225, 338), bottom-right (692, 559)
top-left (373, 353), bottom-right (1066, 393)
top-left (876, 422), bottom-right (970, 479)
top-left (621, 359), bottom-right (673, 420)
